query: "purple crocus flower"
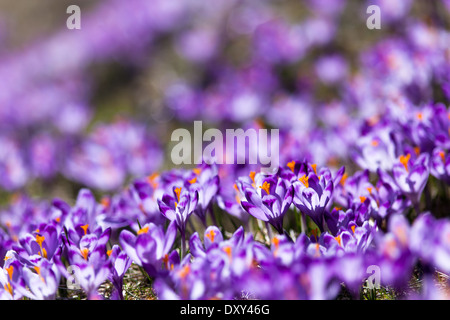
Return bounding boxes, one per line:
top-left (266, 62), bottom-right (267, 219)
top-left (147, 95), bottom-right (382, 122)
top-left (188, 164), bottom-right (220, 226)
top-left (430, 148), bottom-right (450, 184)
top-left (15, 258), bottom-right (60, 300)
top-left (292, 163), bottom-right (342, 231)
top-left (157, 186), bottom-right (198, 256)
top-left (107, 245), bottom-right (132, 300)
top-left (239, 171), bottom-right (293, 234)
top-left (16, 223), bottom-right (60, 261)
top-left (392, 152), bottom-right (429, 209)
top-left (410, 213), bottom-right (450, 274)
top-left (119, 220), bottom-right (177, 277)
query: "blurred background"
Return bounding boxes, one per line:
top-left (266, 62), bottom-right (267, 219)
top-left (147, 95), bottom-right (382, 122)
top-left (0, 0), bottom-right (448, 205)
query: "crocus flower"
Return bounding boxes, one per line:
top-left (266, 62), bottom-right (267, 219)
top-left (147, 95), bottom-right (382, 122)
top-left (119, 220), bottom-right (177, 277)
top-left (392, 152), bottom-right (429, 208)
top-left (15, 258), bottom-right (60, 300)
top-left (292, 163), bottom-right (342, 231)
top-left (239, 171), bottom-right (293, 234)
top-left (430, 148), bottom-right (450, 184)
top-left (157, 186), bottom-right (198, 255)
top-left (107, 245), bottom-right (132, 300)
top-left (187, 164), bottom-right (220, 226)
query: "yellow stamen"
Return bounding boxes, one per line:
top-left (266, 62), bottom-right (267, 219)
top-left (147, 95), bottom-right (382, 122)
top-left (206, 229), bottom-right (216, 243)
top-left (188, 177), bottom-right (197, 184)
top-left (107, 250), bottom-right (112, 257)
top-left (5, 266), bottom-right (13, 280)
top-left (223, 246), bottom-right (232, 260)
top-left (311, 164), bottom-right (317, 175)
top-left (399, 154), bottom-right (411, 172)
top-left (81, 224), bottom-right (89, 235)
top-left (249, 171), bottom-right (256, 183)
top-left (287, 161), bottom-right (296, 173)
top-left (367, 187), bottom-right (373, 194)
top-left (272, 237), bottom-right (280, 249)
top-left (439, 151), bottom-right (446, 163)
top-left (36, 235), bottom-right (45, 247)
top-left (34, 266), bottom-right (45, 283)
top-left (335, 235), bottom-right (342, 247)
top-left (4, 283), bottom-right (12, 295)
top-left (359, 196), bottom-right (367, 203)
top-left (314, 243), bottom-right (320, 257)
top-left (174, 187), bottom-right (182, 202)
top-left (35, 229), bottom-right (40, 233)
top-left (137, 225), bottom-right (149, 235)
top-left (351, 225), bottom-right (356, 234)
top-left (101, 197), bottom-right (110, 208)
top-left (340, 173), bottom-right (348, 187)
top-left (81, 248), bottom-right (89, 260)
top-left (299, 175), bottom-right (309, 188)
top-left (193, 168), bottom-right (202, 175)
top-left (178, 265), bottom-right (190, 279)
top-left (55, 217), bottom-right (61, 223)
top-left (147, 173), bottom-right (159, 188)
top-left (162, 254), bottom-right (169, 269)
top-left (416, 112), bottom-right (423, 121)
top-left (259, 181), bottom-right (271, 195)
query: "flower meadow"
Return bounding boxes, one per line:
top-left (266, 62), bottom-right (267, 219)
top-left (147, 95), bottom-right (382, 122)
top-left (0, 0), bottom-right (449, 301)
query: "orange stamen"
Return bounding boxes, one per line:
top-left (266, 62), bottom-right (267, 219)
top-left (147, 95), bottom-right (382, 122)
top-left (101, 197), bottom-right (111, 208)
top-left (178, 265), bottom-right (190, 279)
top-left (5, 266), bottom-right (13, 280)
top-left (223, 246), bottom-right (232, 260)
top-left (137, 225), bottom-right (149, 235)
top-left (36, 235), bottom-right (45, 247)
top-left (4, 283), bottom-right (12, 295)
top-left (340, 173), bottom-right (348, 187)
top-left (193, 168), bottom-right (202, 175)
top-left (351, 225), bottom-right (356, 234)
top-left (335, 235), bottom-right (342, 247)
top-left (287, 161), bottom-right (296, 173)
top-left (359, 196), bottom-right (367, 203)
top-left (414, 147), bottom-right (420, 156)
top-left (81, 248), bottom-right (89, 260)
top-left (416, 112), bottom-right (423, 121)
top-left (371, 140), bottom-right (379, 147)
top-left (174, 187), bottom-right (182, 202)
top-left (439, 151), bottom-right (446, 163)
top-left (399, 154), bottom-right (411, 172)
top-left (81, 224), bottom-right (89, 235)
top-left (107, 250), bottom-right (112, 257)
top-left (206, 229), bottom-right (216, 243)
top-left (188, 177), bottom-right (197, 184)
top-left (299, 175), bottom-right (309, 188)
top-left (311, 164), bottom-right (317, 175)
top-left (272, 237), bottom-right (280, 249)
top-left (259, 181), bottom-right (271, 195)
top-left (249, 171), bottom-right (256, 183)
top-left (162, 254), bottom-right (169, 269)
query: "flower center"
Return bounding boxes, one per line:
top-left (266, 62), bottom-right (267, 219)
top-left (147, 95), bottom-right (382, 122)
top-left (81, 248), bottom-right (89, 260)
top-left (81, 224), bottom-right (89, 235)
top-left (399, 154), bottom-right (411, 172)
top-left (259, 181), bottom-right (271, 195)
top-left (137, 225), bottom-right (149, 235)
top-left (206, 229), bottom-right (216, 243)
top-left (287, 161), bottom-right (295, 173)
top-left (299, 175), bottom-right (309, 188)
